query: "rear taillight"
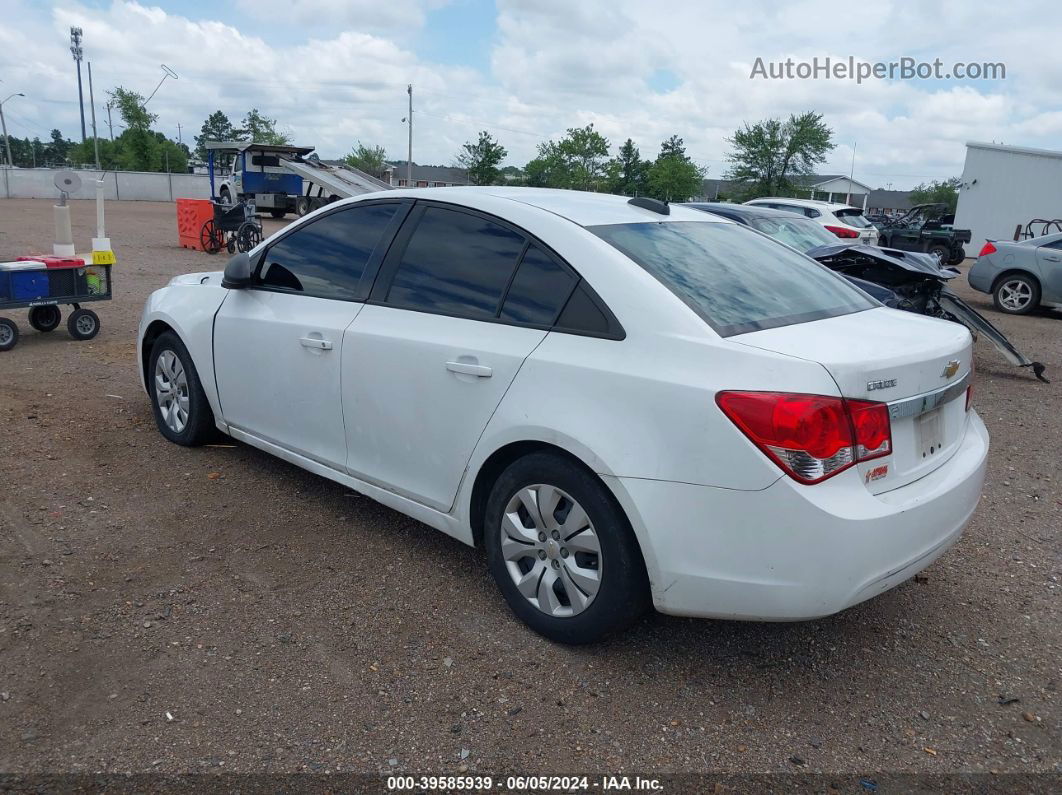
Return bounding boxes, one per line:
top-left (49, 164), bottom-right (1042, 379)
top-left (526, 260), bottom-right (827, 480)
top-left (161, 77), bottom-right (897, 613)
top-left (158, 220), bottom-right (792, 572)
top-left (716, 392), bottom-right (892, 485)
top-left (978, 241), bottom-right (997, 257)
top-left (824, 225), bottom-right (859, 239)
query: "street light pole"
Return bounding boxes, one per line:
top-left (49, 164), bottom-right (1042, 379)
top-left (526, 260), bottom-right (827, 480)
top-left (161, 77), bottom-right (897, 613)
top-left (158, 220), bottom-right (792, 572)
top-left (1, 92), bottom-right (26, 168)
top-left (70, 27), bottom-right (86, 143)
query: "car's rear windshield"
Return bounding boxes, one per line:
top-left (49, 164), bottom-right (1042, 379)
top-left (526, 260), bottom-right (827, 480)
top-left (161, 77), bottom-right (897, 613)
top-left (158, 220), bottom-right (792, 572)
top-left (834, 208), bottom-right (872, 228)
top-left (746, 215), bottom-right (838, 251)
top-left (589, 221), bottom-right (875, 336)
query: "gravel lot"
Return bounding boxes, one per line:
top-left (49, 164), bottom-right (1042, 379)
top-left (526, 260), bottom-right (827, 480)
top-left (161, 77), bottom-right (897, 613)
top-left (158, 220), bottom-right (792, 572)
top-left (0, 199), bottom-right (1059, 783)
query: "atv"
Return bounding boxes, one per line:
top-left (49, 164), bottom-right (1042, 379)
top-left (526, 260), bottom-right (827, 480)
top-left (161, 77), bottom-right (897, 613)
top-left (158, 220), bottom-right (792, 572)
top-left (876, 203), bottom-right (971, 266)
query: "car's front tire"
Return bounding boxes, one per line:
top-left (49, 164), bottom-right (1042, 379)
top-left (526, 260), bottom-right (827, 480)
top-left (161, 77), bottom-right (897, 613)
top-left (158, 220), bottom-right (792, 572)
top-left (484, 452), bottom-right (649, 644)
top-left (148, 331), bottom-right (216, 446)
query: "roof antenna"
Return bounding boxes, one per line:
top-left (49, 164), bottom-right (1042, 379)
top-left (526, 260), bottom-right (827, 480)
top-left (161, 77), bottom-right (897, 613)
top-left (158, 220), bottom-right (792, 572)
top-left (628, 196), bottom-right (669, 215)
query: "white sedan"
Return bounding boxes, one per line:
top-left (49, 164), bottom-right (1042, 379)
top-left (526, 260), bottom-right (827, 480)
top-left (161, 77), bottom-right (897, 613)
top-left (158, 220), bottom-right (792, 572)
top-left (138, 187), bottom-right (989, 643)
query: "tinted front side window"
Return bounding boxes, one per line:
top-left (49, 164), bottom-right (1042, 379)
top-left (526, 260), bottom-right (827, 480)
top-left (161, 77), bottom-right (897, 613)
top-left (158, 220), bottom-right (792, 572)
top-left (386, 207), bottom-right (525, 318)
top-left (590, 221), bottom-right (874, 336)
top-left (259, 203), bottom-right (399, 299)
top-left (500, 245), bottom-right (576, 325)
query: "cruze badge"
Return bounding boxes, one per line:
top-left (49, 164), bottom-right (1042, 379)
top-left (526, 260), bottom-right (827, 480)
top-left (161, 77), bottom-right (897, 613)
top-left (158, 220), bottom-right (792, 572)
top-left (867, 378), bottom-right (897, 391)
top-left (941, 360), bottom-right (961, 379)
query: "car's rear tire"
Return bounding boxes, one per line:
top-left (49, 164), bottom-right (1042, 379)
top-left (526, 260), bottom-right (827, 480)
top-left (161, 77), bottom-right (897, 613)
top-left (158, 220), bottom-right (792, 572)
top-left (148, 331), bottom-right (216, 446)
top-left (993, 273), bottom-right (1040, 315)
top-left (484, 452), bottom-right (649, 644)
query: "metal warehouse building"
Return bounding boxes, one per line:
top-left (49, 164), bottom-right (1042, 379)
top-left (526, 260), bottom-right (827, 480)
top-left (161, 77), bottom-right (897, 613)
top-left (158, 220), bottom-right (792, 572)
top-left (955, 141), bottom-right (1062, 256)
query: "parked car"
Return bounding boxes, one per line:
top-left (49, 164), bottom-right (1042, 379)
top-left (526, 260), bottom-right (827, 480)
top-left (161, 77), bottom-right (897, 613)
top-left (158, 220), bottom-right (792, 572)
top-left (743, 197), bottom-right (880, 246)
top-left (139, 188), bottom-right (989, 643)
top-left (876, 203), bottom-right (971, 266)
top-left (969, 234), bottom-right (1062, 315)
top-left (686, 203), bottom-right (1048, 382)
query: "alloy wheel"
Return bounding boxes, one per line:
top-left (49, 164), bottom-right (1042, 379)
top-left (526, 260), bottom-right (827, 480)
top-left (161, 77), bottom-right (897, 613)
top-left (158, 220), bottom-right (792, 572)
top-left (499, 484), bottom-right (602, 617)
top-left (154, 349), bottom-right (190, 433)
top-left (999, 279), bottom-right (1033, 311)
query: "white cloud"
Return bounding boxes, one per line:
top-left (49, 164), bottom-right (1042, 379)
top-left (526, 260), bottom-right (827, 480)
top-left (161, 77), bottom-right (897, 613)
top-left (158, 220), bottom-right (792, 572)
top-left (0, 0), bottom-right (1059, 189)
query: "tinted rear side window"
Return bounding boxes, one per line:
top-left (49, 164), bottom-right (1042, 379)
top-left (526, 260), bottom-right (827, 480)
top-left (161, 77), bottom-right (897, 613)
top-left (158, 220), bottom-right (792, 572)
top-left (258, 203), bottom-right (399, 299)
top-left (386, 207), bottom-right (525, 318)
top-left (500, 245), bottom-right (576, 325)
top-left (589, 221), bottom-right (874, 336)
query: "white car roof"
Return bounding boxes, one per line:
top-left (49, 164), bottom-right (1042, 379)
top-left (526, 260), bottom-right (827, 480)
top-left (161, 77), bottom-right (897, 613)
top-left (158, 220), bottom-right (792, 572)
top-left (352, 186), bottom-right (731, 228)
top-left (746, 197), bottom-right (862, 212)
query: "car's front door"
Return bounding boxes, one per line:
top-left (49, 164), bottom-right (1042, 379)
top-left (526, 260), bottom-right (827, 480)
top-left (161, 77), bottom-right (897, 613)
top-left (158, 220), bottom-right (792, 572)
top-left (214, 201), bottom-right (407, 469)
top-left (341, 204), bottom-right (579, 512)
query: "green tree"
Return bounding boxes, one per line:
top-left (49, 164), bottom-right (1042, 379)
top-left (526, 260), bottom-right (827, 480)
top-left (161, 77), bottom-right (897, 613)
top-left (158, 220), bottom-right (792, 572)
top-left (108, 87), bottom-right (157, 171)
top-left (195, 110), bottom-right (236, 159)
top-left (605, 138), bottom-right (649, 196)
top-left (558, 124), bottom-right (609, 190)
top-left (524, 140), bottom-right (571, 188)
top-left (909, 177), bottom-right (961, 213)
top-left (44, 129), bottom-right (72, 166)
top-left (455, 130), bottom-right (507, 185)
top-left (236, 108), bottom-right (291, 145)
top-left (343, 141), bottom-right (388, 174)
top-left (646, 136), bottom-right (705, 202)
top-left (725, 111), bottom-right (834, 198)
top-left (523, 124), bottom-right (610, 191)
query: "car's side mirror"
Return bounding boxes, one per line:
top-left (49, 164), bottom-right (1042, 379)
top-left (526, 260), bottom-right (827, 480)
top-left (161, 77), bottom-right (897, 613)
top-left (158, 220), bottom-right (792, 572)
top-left (221, 252), bottom-right (252, 289)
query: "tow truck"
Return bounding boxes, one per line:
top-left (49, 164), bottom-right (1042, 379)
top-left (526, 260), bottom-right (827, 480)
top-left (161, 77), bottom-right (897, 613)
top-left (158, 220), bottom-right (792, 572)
top-left (204, 141), bottom-right (393, 218)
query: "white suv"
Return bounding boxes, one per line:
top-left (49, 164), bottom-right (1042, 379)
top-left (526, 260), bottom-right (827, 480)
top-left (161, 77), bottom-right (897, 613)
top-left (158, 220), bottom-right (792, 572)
top-left (745, 197), bottom-right (880, 246)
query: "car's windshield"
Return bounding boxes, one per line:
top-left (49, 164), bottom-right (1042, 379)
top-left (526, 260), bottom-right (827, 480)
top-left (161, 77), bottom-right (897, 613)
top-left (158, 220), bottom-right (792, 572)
top-left (834, 209), bottom-right (873, 228)
top-left (746, 215), bottom-right (838, 252)
top-left (589, 221), bottom-right (875, 336)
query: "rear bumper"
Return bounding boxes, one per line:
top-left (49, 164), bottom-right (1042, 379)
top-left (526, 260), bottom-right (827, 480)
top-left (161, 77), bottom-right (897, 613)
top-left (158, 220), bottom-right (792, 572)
top-left (612, 411), bottom-right (989, 620)
top-left (967, 261), bottom-right (994, 294)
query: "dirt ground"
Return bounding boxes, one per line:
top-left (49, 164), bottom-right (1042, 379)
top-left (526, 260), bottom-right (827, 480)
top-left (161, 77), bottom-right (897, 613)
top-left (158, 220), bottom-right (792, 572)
top-left (0, 199), bottom-right (1059, 783)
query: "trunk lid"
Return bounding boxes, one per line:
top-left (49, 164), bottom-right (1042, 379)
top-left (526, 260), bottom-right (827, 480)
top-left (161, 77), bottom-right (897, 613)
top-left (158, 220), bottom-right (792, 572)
top-left (732, 307), bottom-right (973, 493)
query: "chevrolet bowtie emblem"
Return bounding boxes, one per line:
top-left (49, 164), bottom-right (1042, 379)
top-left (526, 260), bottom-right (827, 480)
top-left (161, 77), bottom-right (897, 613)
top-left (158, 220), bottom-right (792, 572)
top-left (941, 360), bottom-right (960, 379)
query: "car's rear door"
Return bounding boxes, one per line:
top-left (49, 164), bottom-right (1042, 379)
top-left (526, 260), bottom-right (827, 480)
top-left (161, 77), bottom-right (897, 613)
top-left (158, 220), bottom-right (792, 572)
top-left (213, 200), bottom-right (409, 469)
top-left (1034, 238), bottom-right (1062, 302)
top-left (341, 202), bottom-right (579, 512)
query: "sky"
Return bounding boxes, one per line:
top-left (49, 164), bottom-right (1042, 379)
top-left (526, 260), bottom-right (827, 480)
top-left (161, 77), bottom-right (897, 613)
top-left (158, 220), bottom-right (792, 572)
top-left (1, 0), bottom-right (1059, 190)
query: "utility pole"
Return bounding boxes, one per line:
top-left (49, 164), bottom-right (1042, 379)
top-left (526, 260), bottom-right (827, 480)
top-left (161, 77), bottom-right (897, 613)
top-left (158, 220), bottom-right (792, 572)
top-left (1, 92), bottom-right (25, 168)
top-left (105, 102), bottom-right (114, 141)
top-left (70, 27), bottom-right (86, 143)
top-left (88, 61), bottom-right (100, 170)
top-left (406, 83), bottom-right (413, 186)
top-left (177, 122), bottom-right (182, 144)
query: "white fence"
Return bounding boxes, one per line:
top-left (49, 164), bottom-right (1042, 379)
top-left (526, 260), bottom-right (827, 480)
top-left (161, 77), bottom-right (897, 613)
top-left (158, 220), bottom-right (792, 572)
top-left (1, 167), bottom-right (210, 202)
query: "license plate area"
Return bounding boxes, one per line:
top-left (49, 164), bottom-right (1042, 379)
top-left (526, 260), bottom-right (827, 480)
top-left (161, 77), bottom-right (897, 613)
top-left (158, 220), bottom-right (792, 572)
top-left (917, 408), bottom-right (944, 460)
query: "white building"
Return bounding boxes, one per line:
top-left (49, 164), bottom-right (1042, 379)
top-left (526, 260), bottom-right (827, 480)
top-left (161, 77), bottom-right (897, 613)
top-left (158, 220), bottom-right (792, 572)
top-left (955, 141), bottom-right (1062, 256)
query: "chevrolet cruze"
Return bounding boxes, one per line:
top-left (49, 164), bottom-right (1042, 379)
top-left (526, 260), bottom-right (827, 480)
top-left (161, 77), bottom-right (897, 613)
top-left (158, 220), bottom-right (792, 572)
top-left (139, 187), bottom-right (989, 643)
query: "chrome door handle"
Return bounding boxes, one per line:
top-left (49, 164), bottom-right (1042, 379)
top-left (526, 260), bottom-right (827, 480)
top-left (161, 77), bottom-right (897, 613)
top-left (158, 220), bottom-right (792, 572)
top-left (446, 361), bottom-right (492, 378)
top-left (300, 337), bottom-right (333, 350)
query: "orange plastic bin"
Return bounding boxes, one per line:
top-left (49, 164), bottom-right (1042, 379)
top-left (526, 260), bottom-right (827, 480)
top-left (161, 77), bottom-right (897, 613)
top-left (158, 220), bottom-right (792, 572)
top-left (177, 198), bottom-right (215, 251)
